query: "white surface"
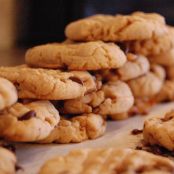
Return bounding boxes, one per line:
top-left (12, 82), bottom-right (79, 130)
top-left (16, 102), bottom-right (174, 174)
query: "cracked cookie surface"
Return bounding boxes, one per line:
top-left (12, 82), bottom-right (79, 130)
top-left (0, 101), bottom-right (60, 142)
top-left (128, 64), bottom-right (165, 98)
top-left (0, 77), bottom-right (18, 111)
top-left (39, 114), bottom-right (106, 144)
top-left (25, 41), bottom-right (126, 70)
top-left (143, 110), bottom-right (174, 151)
top-left (61, 80), bottom-right (134, 120)
top-left (0, 66), bottom-right (86, 100)
top-left (0, 146), bottom-right (17, 174)
top-left (65, 12), bottom-right (167, 42)
top-left (128, 26), bottom-right (174, 56)
top-left (95, 53), bottom-right (150, 81)
top-left (39, 148), bottom-right (174, 174)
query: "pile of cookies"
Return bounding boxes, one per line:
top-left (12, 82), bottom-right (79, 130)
top-left (1, 10), bottom-right (174, 174)
top-left (0, 11), bottom-right (174, 144)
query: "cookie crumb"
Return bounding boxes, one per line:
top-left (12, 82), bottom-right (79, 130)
top-left (131, 129), bottom-right (143, 135)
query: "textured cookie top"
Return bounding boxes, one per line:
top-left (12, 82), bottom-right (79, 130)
top-left (39, 148), bottom-right (174, 174)
top-left (62, 80), bottom-right (134, 119)
top-left (156, 80), bottom-right (174, 103)
top-left (65, 12), bottom-right (167, 42)
top-left (0, 77), bottom-right (18, 111)
top-left (95, 53), bottom-right (150, 81)
top-left (129, 26), bottom-right (174, 56)
top-left (0, 147), bottom-right (17, 174)
top-left (143, 110), bottom-right (174, 151)
top-left (128, 64), bottom-right (165, 98)
top-left (0, 66), bottom-right (86, 100)
top-left (25, 41), bottom-right (127, 70)
top-left (39, 113), bottom-right (106, 144)
top-left (0, 101), bottom-right (60, 142)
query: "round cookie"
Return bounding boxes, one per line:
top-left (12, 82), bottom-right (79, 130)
top-left (143, 110), bottom-right (174, 151)
top-left (62, 80), bottom-right (134, 120)
top-left (0, 77), bottom-right (18, 111)
top-left (0, 147), bottom-right (17, 174)
top-left (25, 41), bottom-right (127, 70)
top-left (128, 26), bottom-right (174, 56)
top-left (95, 53), bottom-right (150, 81)
top-left (39, 114), bottom-right (106, 144)
top-left (156, 80), bottom-right (174, 102)
top-left (0, 101), bottom-right (60, 142)
top-left (128, 64), bottom-right (165, 98)
top-left (0, 66), bottom-right (86, 100)
top-left (39, 148), bottom-right (174, 174)
top-left (65, 12), bottom-right (167, 42)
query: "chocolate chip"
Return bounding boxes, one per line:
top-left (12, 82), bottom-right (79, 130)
top-left (19, 110), bottom-right (36, 121)
top-left (69, 77), bottom-right (84, 85)
top-left (15, 164), bottom-right (23, 171)
top-left (131, 129), bottom-right (143, 135)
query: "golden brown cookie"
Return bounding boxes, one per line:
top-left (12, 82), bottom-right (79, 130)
top-left (0, 147), bottom-right (17, 174)
top-left (0, 77), bottom-right (18, 111)
top-left (0, 101), bottom-right (60, 142)
top-left (156, 80), bottom-right (174, 102)
top-left (39, 114), bottom-right (106, 144)
top-left (143, 110), bottom-right (174, 151)
top-left (128, 64), bottom-right (165, 98)
top-left (65, 12), bottom-right (167, 42)
top-left (39, 148), bottom-right (174, 174)
top-left (128, 26), bottom-right (174, 56)
top-left (95, 53), bottom-right (150, 81)
top-left (25, 41), bottom-right (127, 70)
top-left (62, 80), bottom-right (134, 120)
top-left (0, 66), bottom-right (86, 100)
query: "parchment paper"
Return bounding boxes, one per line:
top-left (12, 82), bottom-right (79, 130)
top-left (16, 102), bottom-right (174, 174)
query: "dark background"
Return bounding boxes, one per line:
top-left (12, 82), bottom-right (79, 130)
top-left (17, 0), bottom-right (174, 47)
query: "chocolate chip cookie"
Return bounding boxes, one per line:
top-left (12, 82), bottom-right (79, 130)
top-left (65, 12), bottom-right (167, 41)
top-left (39, 148), bottom-right (174, 174)
top-left (0, 77), bottom-right (18, 110)
top-left (0, 101), bottom-right (60, 142)
top-left (25, 41), bottom-right (126, 70)
top-left (0, 66), bottom-right (86, 100)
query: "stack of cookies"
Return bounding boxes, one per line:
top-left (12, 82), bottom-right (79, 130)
top-left (0, 11), bottom-right (173, 145)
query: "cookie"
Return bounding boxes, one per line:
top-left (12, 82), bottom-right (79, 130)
top-left (0, 147), bottom-right (17, 174)
top-left (95, 53), bottom-right (150, 81)
top-left (143, 110), bottom-right (174, 151)
top-left (65, 12), bottom-right (167, 42)
top-left (62, 80), bottom-right (134, 119)
top-left (156, 80), bottom-right (174, 102)
top-left (0, 66), bottom-right (86, 100)
top-left (128, 26), bottom-right (174, 56)
top-left (128, 64), bottom-right (165, 98)
top-left (0, 77), bottom-right (18, 111)
top-left (0, 101), bottom-right (60, 142)
top-left (150, 49), bottom-right (174, 66)
top-left (39, 148), bottom-right (174, 174)
top-left (25, 41), bottom-right (127, 70)
top-left (71, 71), bottom-right (98, 93)
top-left (39, 114), bottom-right (106, 144)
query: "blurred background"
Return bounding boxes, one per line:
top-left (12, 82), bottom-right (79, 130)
top-left (1, 0), bottom-right (174, 51)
